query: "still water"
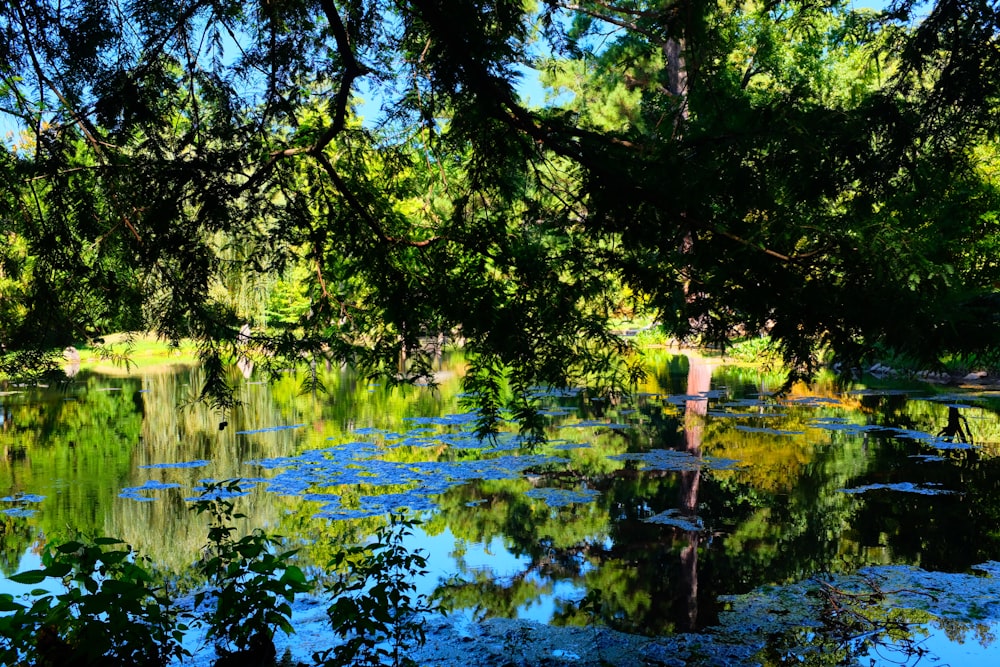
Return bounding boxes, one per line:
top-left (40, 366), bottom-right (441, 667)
top-left (4, 349), bottom-right (1000, 664)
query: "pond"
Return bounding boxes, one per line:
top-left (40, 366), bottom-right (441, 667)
top-left (4, 349), bottom-right (1000, 665)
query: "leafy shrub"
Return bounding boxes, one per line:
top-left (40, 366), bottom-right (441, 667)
top-left (189, 479), bottom-right (312, 666)
top-left (0, 536), bottom-right (187, 667)
top-left (0, 484), bottom-right (436, 667)
top-left (315, 513), bottom-right (436, 667)
top-left (941, 349), bottom-right (1000, 376)
top-left (633, 325), bottom-right (670, 347)
top-left (725, 336), bottom-right (782, 365)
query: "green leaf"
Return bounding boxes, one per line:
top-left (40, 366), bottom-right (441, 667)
top-left (101, 549), bottom-right (130, 565)
top-left (44, 562), bottom-right (73, 578)
top-left (55, 541), bottom-right (85, 553)
top-left (281, 565), bottom-right (307, 584)
top-left (0, 594), bottom-right (25, 612)
top-left (8, 570), bottom-right (47, 585)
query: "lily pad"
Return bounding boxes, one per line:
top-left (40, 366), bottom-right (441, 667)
top-left (140, 459), bottom-right (210, 469)
top-left (525, 487), bottom-right (599, 507)
top-left (612, 449), bottom-right (740, 472)
top-left (839, 482), bottom-right (958, 496)
top-left (1, 494), bottom-right (45, 503)
top-left (643, 509), bottom-right (704, 531)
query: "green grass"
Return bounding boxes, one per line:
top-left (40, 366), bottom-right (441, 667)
top-left (723, 336), bottom-right (782, 365)
top-left (632, 325), bottom-right (671, 347)
top-left (73, 332), bottom-right (199, 371)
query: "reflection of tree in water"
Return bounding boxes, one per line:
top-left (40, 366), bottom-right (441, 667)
top-left (757, 573), bottom-right (996, 666)
top-left (678, 352), bottom-right (713, 632)
top-left (938, 406), bottom-right (973, 443)
top-left (434, 353), bottom-right (735, 635)
top-left (857, 392), bottom-right (917, 428)
top-left (0, 516), bottom-right (36, 577)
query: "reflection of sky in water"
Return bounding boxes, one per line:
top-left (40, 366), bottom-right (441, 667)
top-left (407, 526), bottom-right (586, 625)
top-left (0, 551), bottom-right (54, 598)
top-left (516, 577), bottom-right (581, 624)
top-left (908, 621), bottom-right (1000, 666)
top-left (405, 526), bottom-right (578, 625)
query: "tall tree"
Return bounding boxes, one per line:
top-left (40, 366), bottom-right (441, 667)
top-left (1, 0), bottom-right (999, 432)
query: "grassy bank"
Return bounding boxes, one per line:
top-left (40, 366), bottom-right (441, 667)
top-left (71, 333), bottom-right (199, 374)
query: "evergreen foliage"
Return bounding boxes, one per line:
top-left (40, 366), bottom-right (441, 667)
top-left (1, 0), bottom-right (999, 430)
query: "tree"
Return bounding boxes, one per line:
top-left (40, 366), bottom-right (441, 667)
top-left (1, 0), bottom-right (999, 434)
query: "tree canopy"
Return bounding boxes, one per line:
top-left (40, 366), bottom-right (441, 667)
top-left (2, 0), bottom-right (1000, 435)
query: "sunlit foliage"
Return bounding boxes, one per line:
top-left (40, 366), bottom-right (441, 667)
top-left (1, 0), bottom-right (999, 433)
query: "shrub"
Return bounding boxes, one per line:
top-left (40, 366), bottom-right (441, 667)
top-left (725, 336), bottom-right (782, 365)
top-left (189, 479), bottom-right (313, 666)
top-left (315, 513), bottom-right (437, 667)
top-left (0, 483), bottom-right (435, 667)
top-left (0, 536), bottom-right (187, 667)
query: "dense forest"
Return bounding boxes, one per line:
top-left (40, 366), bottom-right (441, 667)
top-left (2, 0), bottom-right (999, 433)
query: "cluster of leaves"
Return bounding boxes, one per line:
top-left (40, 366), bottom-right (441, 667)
top-left (316, 514), bottom-right (435, 667)
top-left (0, 481), bottom-right (437, 667)
top-left (2, 0), bottom-right (1000, 425)
top-left (190, 479), bottom-right (313, 664)
top-left (0, 538), bottom-right (186, 667)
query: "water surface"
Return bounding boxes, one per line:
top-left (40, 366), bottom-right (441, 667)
top-left (4, 350), bottom-right (1000, 664)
